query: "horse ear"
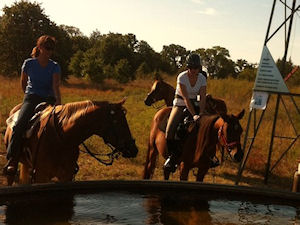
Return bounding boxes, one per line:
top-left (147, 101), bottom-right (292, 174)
top-left (221, 114), bottom-right (230, 122)
top-left (154, 72), bottom-right (162, 81)
top-left (119, 97), bottom-right (127, 105)
top-left (235, 109), bottom-right (245, 120)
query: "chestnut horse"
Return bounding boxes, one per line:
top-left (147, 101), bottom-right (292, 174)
top-left (144, 78), bottom-right (227, 116)
top-left (4, 99), bottom-right (138, 185)
top-left (143, 107), bottom-right (244, 181)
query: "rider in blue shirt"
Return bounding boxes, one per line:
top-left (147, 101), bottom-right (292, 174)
top-left (3, 35), bottom-right (61, 176)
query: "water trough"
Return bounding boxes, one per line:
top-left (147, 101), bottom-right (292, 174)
top-left (0, 180), bottom-right (300, 224)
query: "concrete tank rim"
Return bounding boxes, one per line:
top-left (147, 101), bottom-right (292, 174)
top-left (0, 180), bottom-right (299, 203)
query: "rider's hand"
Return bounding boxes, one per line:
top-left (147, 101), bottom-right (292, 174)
top-left (193, 115), bottom-right (200, 122)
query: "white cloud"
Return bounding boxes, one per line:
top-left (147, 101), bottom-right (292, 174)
top-left (197, 8), bottom-right (217, 15)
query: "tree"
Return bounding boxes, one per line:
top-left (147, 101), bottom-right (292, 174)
top-left (238, 67), bottom-right (257, 81)
top-left (0, 1), bottom-right (72, 79)
top-left (68, 50), bottom-right (84, 77)
top-left (161, 44), bottom-right (188, 73)
top-left (276, 58), bottom-right (294, 79)
top-left (60, 25), bottom-right (91, 54)
top-left (135, 40), bottom-right (162, 75)
top-left (80, 48), bottom-right (105, 83)
top-left (196, 46), bottom-right (235, 79)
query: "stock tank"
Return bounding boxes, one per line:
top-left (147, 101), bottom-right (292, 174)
top-left (0, 180), bottom-right (300, 225)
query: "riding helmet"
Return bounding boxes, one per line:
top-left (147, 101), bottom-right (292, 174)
top-left (186, 53), bottom-right (201, 69)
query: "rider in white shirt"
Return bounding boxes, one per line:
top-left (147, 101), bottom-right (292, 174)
top-left (164, 53), bottom-right (207, 173)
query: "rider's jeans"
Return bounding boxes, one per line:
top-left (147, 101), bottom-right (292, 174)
top-left (6, 94), bottom-right (55, 160)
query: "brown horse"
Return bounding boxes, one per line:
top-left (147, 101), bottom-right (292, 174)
top-left (4, 99), bottom-right (138, 185)
top-left (144, 78), bottom-right (175, 107)
top-left (144, 78), bottom-right (227, 116)
top-left (142, 107), bottom-right (244, 181)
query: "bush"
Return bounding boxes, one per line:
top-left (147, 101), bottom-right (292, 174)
top-left (114, 59), bottom-right (133, 83)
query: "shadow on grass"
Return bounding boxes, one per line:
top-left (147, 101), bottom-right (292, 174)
top-left (220, 171), bottom-right (293, 191)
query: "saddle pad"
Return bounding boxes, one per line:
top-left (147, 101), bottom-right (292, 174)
top-left (6, 110), bottom-right (20, 128)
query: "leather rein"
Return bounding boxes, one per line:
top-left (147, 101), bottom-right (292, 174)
top-left (217, 123), bottom-right (238, 160)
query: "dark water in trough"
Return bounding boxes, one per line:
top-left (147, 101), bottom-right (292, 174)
top-left (0, 189), bottom-right (299, 225)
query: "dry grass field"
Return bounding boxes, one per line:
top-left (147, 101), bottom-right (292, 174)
top-left (0, 74), bottom-right (299, 191)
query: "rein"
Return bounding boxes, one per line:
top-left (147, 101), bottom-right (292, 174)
top-left (80, 142), bottom-right (121, 166)
top-left (151, 102), bottom-right (166, 110)
top-left (217, 124), bottom-right (237, 159)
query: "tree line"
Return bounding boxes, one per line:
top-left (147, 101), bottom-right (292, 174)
top-left (1, 1), bottom-right (299, 84)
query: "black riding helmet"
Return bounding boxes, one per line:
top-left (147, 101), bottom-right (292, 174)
top-left (186, 53), bottom-right (201, 69)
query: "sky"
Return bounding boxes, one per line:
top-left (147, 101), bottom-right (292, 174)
top-left (0, 0), bottom-right (300, 65)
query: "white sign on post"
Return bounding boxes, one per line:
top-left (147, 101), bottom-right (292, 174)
top-left (253, 46), bottom-right (289, 93)
top-left (250, 91), bottom-right (269, 110)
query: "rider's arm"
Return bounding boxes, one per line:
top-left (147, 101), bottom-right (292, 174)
top-left (179, 83), bottom-right (196, 117)
top-left (52, 73), bottom-right (61, 105)
top-left (20, 71), bottom-right (28, 93)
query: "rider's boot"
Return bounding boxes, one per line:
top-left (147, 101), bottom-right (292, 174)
top-left (3, 157), bottom-right (18, 176)
top-left (164, 139), bottom-right (180, 173)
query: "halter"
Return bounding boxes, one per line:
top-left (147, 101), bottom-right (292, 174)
top-left (217, 124), bottom-right (238, 159)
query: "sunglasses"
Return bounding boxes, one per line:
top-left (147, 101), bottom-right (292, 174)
top-left (189, 66), bottom-right (200, 70)
top-left (44, 46), bottom-right (54, 51)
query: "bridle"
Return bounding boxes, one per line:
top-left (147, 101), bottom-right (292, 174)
top-left (217, 123), bottom-right (239, 159)
top-left (146, 91), bottom-right (166, 109)
top-left (99, 107), bottom-right (136, 158)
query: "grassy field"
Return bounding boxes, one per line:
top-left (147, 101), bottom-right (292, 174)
top-left (0, 74), bottom-right (299, 191)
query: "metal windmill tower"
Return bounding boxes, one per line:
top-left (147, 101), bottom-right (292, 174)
top-left (236, 0), bottom-right (300, 185)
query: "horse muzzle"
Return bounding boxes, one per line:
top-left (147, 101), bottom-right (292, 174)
top-left (233, 144), bottom-right (243, 162)
top-left (119, 139), bottom-right (138, 158)
top-left (144, 96), bottom-right (153, 106)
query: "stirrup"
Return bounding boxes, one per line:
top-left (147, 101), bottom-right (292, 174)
top-left (163, 157), bottom-right (178, 173)
top-left (2, 159), bottom-right (18, 176)
top-left (2, 165), bottom-right (17, 176)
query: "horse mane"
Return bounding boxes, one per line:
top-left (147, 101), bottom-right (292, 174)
top-left (160, 79), bottom-right (175, 91)
top-left (195, 114), bottom-right (220, 157)
top-left (55, 100), bottom-right (95, 126)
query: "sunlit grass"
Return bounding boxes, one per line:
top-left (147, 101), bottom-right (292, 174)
top-left (0, 74), bottom-right (299, 190)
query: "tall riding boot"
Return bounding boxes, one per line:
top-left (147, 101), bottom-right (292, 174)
top-left (3, 157), bottom-right (19, 176)
top-left (164, 140), bottom-right (180, 173)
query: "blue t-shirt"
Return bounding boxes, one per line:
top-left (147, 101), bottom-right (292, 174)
top-left (22, 58), bottom-right (61, 97)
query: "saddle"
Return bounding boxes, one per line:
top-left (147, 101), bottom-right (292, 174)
top-left (6, 102), bottom-right (51, 139)
top-left (158, 105), bottom-right (220, 168)
top-left (158, 104), bottom-right (199, 140)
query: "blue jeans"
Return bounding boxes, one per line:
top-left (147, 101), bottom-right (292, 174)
top-left (6, 94), bottom-right (55, 160)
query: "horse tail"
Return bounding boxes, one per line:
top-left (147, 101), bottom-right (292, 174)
top-left (142, 137), bottom-right (158, 179)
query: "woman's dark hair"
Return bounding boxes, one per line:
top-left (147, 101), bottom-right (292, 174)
top-left (31, 35), bottom-right (56, 58)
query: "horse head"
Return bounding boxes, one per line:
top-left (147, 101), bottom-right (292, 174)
top-left (97, 99), bottom-right (138, 158)
top-left (219, 109), bottom-right (245, 162)
top-left (144, 78), bottom-right (165, 106)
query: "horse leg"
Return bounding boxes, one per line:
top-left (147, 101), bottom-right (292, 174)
top-left (19, 163), bottom-right (31, 184)
top-left (196, 166), bottom-right (209, 182)
top-left (33, 169), bottom-right (51, 183)
top-left (163, 169), bottom-right (171, 180)
top-left (219, 143), bottom-right (225, 164)
top-left (6, 175), bottom-right (15, 186)
top-left (179, 163), bottom-right (189, 181)
top-left (143, 141), bottom-right (158, 179)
